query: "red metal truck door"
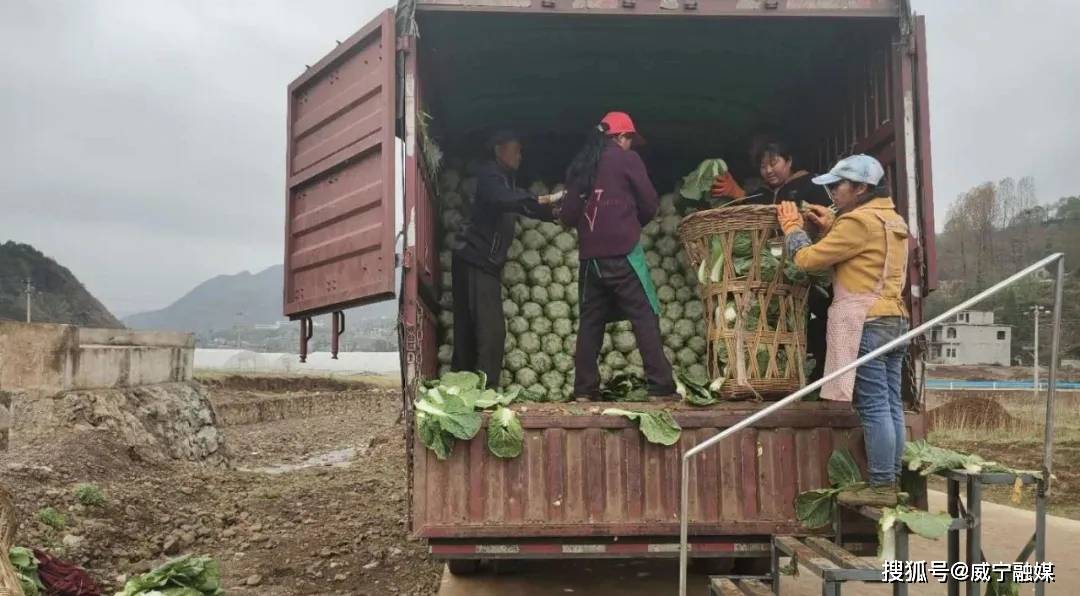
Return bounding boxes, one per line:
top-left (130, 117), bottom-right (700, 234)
top-left (284, 9), bottom-right (397, 319)
top-left (914, 15), bottom-right (937, 293)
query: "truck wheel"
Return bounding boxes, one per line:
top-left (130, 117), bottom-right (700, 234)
top-left (490, 559), bottom-right (523, 575)
top-left (447, 559), bottom-right (480, 575)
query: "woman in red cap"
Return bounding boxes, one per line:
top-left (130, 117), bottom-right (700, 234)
top-left (558, 112), bottom-right (676, 400)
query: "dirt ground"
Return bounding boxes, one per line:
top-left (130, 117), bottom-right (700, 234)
top-left (2, 376), bottom-right (442, 595)
top-left (926, 390), bottom-right (1080, 520)
top-left (927, 396), bottom-right (1018, 431)
top-left (6, 377), bottom-right (1078, 594)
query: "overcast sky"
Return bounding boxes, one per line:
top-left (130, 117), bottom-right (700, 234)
top-left (3, 1), bottom-right (1078, 317)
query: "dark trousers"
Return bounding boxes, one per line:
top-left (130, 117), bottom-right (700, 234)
top-left (451, 256), bottom-right (504, 389)
top-left (806, 287), bottom-right (831, 383)
top-left (575, 257), bottom-right (675, 397)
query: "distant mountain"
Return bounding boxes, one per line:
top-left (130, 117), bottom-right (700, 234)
top-left (0, 241), bottom-right (123, 328)
top-left (123, 264), bottom-right (397, 335)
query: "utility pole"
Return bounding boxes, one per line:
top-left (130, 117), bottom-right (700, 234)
top-left (1029, 305), bottom-right (1050, 395)
top-left (24, 278), bottom-right (34, 323)
top-left (235, 312), bottom-right (245, 349)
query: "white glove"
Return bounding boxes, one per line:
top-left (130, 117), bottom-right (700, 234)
top-left (538, 190), bottom-right (567, 205)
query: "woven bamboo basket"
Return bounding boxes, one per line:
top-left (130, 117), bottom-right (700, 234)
top-left (677, 205), bottom-right (810, 400)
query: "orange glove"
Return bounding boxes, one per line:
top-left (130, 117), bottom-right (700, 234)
top-left (777, 201), bottom-right (804, 235)
top-left (710, 171), bottom-right (746, 199)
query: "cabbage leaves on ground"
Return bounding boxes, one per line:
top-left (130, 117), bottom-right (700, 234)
top-left (674, 368), bottom-right (718, 406)
top-left (602, 408), bottom-right (681, 446)
top-left (877, 506), bottom-right (953, 561)
top-left (599, 373), bottom-right (649, 402)
top-left (11, 546), bottom-right (45, 596)
top-left (795, 446), bottom-right (972, 562)
top-left (794, 448), bottom-right (865, 530)
top-left (115, 554), bottom-right (224, 596)
top-left (903, 440), bottom-right (1026, 477)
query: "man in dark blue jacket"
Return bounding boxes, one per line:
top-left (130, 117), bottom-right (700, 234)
top-left (452, 130), bottom-right (557, 388)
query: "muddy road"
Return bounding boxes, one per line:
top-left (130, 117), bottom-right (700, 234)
top-left (3, 376), bottom-right (442, 595)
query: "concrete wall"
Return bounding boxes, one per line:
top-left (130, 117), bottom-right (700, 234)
top-left (956, 325), bottom-right (1011, 366)
top-left (951, 311), bottom-right (996, 325)
top-left (0, 321), bottom-right (78, 393)
top-left (78, 327), bottom-right (195, 348)
top-left (931, 324), bottom-right (1011, 366)
top-left (0, 321), bottom-right (194, 393)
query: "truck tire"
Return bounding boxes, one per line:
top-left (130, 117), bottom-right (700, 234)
top-left (490, 559), bottom-right (523, 575)
top-left (447, 559), bottom-right (480, 575)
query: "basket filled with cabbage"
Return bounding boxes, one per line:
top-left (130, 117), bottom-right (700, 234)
top-left (676, 204), bottom-right (812, 400)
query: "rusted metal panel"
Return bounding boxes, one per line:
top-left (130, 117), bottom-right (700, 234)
top-left (416, 164), bottom-right (439, 293)
top-left (414, 406), bottom-right (926, 539)
top-left (416, 0), bottom-right (900, 17)
top-left (545, 428), bottom-right (567, 522)
top-left (565, 431), bottom-right (587, 522)
top-left (584, 428), bottom-right (605, 521)
top-left (914, 15), bottom-right (937, 292)
top-left (718, 427), bottom-right (740, 519)
top-left (399, 0), bottom-right (933, 545)
top-left (602, 430), bottom-right (625, 522)
top-left (284, 10), bottom-right (396, 319)
top-left (623, 427), bottom-right (644, 520)
top-left (525, 429), bottom-right (547, 522)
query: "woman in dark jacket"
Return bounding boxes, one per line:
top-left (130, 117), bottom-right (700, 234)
top-left (559, 112), bottom-right (675, 400)
top-left (711, 138), bottom-right (831, 208)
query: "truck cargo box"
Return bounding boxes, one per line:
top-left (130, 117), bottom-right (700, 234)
top-left (285, 0), bottom-right (935, 562)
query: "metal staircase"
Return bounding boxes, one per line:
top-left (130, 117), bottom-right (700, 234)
top-left (709, 472), bottom-right (1042, 596)
top-left (682, 253), bottom-right (1067, 596)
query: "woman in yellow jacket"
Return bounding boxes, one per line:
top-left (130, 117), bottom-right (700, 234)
top-left (777, 154), bottom-right (910, 507)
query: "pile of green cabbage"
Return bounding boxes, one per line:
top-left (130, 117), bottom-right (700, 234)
top-left (435, 171), bottom-right (712, 401)
top-left (434, 162), bottom-right (828, 401)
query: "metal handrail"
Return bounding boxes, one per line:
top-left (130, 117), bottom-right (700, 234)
top-left (677, 253), bottom-right (1066, 596)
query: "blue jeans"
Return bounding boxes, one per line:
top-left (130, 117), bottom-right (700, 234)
top-left (853, 317), bottom-right (910, 485)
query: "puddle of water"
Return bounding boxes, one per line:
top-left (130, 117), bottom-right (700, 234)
top-left (241, 447), bottom-right (359, 475)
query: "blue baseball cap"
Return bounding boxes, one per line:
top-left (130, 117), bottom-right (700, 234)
top-left (812, 154), bottom-right (885, 186)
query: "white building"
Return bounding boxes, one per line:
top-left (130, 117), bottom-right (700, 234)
top-left (928, 310), bottom-right (1011, 366)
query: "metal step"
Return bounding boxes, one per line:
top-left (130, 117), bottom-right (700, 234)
top-left (709, 577), bottom-right (772, 596)
top-left (773, 536), bottom-right (882, 583)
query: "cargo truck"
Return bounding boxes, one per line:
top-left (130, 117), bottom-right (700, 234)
top-left (283, 0), bottom-right (936, 574)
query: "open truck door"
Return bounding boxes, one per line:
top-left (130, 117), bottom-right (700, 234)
top-left (913, 14), bottom-right (937, 295)
top-left (284, 9), bottom-right (397, 360)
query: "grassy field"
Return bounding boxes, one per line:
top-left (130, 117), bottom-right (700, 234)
top-left (926, 390), bottom-right (1080, 520)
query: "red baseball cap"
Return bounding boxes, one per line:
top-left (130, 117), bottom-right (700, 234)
top-left (601, 111), bottom-right (646, 146)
